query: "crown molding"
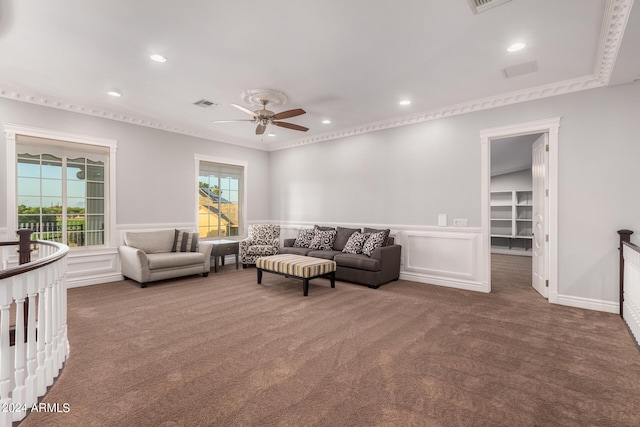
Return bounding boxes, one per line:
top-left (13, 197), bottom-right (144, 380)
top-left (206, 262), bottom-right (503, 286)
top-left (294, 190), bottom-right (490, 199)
top-left (0, 0), bottom-right (633, 153)
top-left (0, 88), bottom-right (267, 151)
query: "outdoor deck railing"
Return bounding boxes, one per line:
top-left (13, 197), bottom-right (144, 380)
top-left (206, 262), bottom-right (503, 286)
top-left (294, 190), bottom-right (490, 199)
top-left (0, 230), bottom-right (69, 425)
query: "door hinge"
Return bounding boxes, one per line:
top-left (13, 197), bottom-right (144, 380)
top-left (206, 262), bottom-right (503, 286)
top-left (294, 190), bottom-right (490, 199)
top-left (545, 279), bottom-right (549, 287)
top-left (545, 234), bottom-right (549, 242)
top-left (545, 189), bottom-right (549, 197)
top-left (545, 144), bottom-right (549, 152)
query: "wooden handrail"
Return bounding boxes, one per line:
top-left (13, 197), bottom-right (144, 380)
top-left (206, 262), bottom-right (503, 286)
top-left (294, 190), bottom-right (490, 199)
top-left (0, 240), bottom-right (68, 280)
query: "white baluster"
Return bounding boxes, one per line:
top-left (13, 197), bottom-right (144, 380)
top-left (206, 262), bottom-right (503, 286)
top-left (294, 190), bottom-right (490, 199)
top-left (0, 278), bottom-right (14, 427)
top-left (50, 262), bottom-right (60, 378)
top-left (11, 274), bottom-right (28, 422)
top-left (44, 264), bottom-right (54, 387)
top-left (25, 270), bottom-right (38, 407)
top-left (35, 268), bottom-right (47, 396)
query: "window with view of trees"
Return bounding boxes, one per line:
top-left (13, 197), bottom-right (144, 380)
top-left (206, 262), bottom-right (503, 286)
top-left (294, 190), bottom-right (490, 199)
top-left (198, 161), bottom-right (244, 238)
top-left (16, 136), bottom-right (109, 247)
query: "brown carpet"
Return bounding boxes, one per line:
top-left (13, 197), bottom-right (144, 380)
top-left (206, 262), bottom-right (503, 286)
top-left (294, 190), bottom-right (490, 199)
top-left (19, 255), bottom-right (640, 426)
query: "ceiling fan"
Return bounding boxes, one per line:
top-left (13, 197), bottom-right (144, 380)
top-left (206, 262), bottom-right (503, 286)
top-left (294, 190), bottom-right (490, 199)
top-left (214, 99), bottom-right (309, 135)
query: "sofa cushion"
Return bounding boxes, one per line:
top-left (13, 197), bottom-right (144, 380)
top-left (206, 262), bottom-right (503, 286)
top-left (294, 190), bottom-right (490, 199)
top-left (293, 228), bottom-right (315, 248)
top-left (363, 227), bottom-right (391, 246)
top-left (307, 250), bottom-right (342, 260)
top-left (333, 227), bottom-right (360, 251)
top-left (172, 230), bottom-right (199, 252)
top-left (124, 230), bottom-right (175, 254)
top-left (334, 253), bottom-right (381, 272)
top-left (314, 225), bottom-right (335, 232)
top-left (279, 246), bottom-right (314, 256)
top-left (147, 252), bottom-right (205, 269)
top-left (309, 229), bottom-right (337, 251)
top-left (362, 231), bottom-right (387, 257)
top-left (342, 231), bottom-right (370, 254)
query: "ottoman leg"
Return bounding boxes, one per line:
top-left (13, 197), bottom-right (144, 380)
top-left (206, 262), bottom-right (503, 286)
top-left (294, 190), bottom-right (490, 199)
top-left (257, 268), bottom-right (263, 284)
top-left (330, 271), bottom-right (335, 288)
top-left (303, 278), bottom-right (309, 296)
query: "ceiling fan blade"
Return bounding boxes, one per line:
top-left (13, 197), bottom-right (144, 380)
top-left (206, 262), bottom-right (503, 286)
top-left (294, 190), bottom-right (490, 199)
top-left (212, 119), bottom-right (255, 123)
top-left (231, 103), bottom-right (257, 117)
top-left (273, 121), bottom-right (309, 132)
top-left (256, 124), bottom-right (267, 135)
top-left (272, 108), bottom-right (306, 120)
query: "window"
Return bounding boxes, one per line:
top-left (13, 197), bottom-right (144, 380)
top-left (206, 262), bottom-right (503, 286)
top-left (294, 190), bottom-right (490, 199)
top-left (15, 135), bottom-right (110, 247)
top-left (198, 160), bottom-right (245, 238)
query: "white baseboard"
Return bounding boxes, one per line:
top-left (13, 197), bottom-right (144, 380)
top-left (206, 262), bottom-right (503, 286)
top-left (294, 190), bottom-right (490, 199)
top-left (67, 273), bottom-right (124, 288)
top-left (555, 294), bottom-right (619, 314)
top-left (400, 272), bottom-right (487, 293)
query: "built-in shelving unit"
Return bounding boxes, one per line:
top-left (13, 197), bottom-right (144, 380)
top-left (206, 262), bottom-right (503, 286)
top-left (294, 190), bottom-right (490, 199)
top-left (491, 190), bottom-right (532, 256)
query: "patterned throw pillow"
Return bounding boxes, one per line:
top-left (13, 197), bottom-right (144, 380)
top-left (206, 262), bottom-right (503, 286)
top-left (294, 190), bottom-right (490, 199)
top-left (172, 230), bottom-right (199, 252)
top-left (293, 228), bottom-right (315, 248)
top-left (309, 229), bottom-right (337, 251)
top-left (363, 227), bottom-right (391, 246)
top-left (362, 231), bottom-right (386, 257)
top-left (342, 231), bottom-right (370, 254)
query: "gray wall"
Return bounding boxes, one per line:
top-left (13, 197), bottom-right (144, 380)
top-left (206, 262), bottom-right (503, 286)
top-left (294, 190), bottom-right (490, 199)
top-left (0, 97), bottom-right (271, 229)
top-left (269, 82), bottom-right (640, 303)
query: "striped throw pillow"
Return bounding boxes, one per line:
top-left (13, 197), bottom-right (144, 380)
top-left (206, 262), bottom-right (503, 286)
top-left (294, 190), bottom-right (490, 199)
top-left (172, 230), bottom-right (199, 252)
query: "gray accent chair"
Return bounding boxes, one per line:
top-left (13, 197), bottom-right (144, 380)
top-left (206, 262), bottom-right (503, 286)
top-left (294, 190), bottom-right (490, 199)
top-left (240, 224), bottom-right (280, 267)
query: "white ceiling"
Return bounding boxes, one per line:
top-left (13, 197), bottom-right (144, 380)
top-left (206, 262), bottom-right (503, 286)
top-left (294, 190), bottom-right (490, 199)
top-left (0, 0), bottom-right (638, 151)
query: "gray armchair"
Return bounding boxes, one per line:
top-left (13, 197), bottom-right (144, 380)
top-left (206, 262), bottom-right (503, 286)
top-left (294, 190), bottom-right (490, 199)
top-left (240, 224), bottom-right (280, 267)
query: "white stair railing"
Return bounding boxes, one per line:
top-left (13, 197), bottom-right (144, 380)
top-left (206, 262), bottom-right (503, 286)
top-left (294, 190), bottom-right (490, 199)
top-left (0, 232), bottom-right (69, 425)
top-left (618, 229), bottom-right (640, 345)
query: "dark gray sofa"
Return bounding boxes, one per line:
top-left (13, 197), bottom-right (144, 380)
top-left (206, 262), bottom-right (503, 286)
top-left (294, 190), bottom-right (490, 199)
top-left (280, 226), bottom-right (402, 288)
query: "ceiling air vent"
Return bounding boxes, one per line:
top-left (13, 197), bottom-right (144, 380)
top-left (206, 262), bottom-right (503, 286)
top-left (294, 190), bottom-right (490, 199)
top-left (193, 99), bottom-right (219, 108)
top-left (467, 0), bottom-right (511, 14)
top-left (502, 61), bottom-right (538, 79)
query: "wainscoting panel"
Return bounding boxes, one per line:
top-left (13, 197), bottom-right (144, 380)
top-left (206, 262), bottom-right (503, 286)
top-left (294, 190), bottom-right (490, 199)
top-left (66, 249), bottom-right (121, 288)
top-left (397, 228), bottom-right (484, 292)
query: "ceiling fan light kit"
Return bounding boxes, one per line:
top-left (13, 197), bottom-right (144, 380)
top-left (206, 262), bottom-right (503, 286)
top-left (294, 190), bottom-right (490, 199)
top-left (213, 88), bottom-right (309, 136)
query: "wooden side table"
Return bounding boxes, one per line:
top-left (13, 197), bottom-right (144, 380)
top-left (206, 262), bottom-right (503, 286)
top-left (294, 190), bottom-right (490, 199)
top-left (209, 240), bottom-right (239, 273)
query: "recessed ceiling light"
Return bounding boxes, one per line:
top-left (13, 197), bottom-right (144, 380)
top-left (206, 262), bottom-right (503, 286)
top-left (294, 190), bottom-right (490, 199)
top-left (322, 119), bottom-right (331, 124)
top-left (107, 90), bottom-right (122, 97)
top-left (267, 133), bottom-right (276, 137)
top-left (150, 54), bottom-right (167, 63)
top-left (507, 42), bottom-right (526, 52)
top-left (399, 100), bottom-right (411, 106)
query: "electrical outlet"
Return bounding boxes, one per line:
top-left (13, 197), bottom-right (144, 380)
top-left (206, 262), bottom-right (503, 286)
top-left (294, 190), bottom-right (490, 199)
top-left (438, 214), bottom-right (447, 227)
top-left (453, 218), bottom-right (468, 227)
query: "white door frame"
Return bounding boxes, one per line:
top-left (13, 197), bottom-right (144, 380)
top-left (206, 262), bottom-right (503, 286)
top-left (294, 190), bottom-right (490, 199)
top-left (480, 117), bottom-right (561, 303)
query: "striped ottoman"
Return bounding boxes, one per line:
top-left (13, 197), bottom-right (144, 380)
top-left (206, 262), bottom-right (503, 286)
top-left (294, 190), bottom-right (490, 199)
top-left (256, 254), bottom-right (336, 296)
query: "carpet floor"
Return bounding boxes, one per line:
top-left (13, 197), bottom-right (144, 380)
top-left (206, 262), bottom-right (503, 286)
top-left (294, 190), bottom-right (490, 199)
top-left (19, 255), bottom-right (640, 426)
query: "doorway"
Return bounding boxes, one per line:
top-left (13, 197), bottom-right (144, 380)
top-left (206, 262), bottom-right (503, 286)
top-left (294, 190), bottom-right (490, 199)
top-left (479, 117), bottom-right (561, 303)
top-left (489, 133), bottom-right (546, 297)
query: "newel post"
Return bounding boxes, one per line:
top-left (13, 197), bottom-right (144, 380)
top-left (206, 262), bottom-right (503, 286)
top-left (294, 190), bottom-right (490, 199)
top-left (618, 229), bottom-right (633, 317)
top-left (16, 229), bottom-right (34, 265)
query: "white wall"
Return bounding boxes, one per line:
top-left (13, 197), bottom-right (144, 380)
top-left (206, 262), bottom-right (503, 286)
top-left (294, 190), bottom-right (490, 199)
top-left (269, 81), bottom-right (640, 310)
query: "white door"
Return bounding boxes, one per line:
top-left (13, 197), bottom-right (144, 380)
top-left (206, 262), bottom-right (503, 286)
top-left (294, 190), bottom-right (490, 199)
top-left (532, 134), bottom-right (548, 298)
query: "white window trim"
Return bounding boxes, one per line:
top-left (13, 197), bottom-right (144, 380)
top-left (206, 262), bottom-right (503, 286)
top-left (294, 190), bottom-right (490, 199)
top-left (4, 123), bottom-right (118, 248)
top-left (194, 154), bottom-right (248, 239)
